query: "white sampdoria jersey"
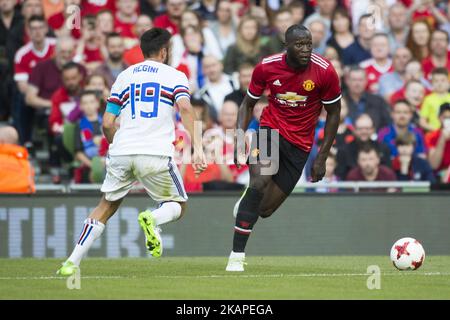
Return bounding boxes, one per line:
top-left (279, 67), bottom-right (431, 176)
top-left (106, 60), bottom-right (190, 157)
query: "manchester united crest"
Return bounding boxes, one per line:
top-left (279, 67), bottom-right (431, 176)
top-left (303, 80), bottom-right (315, 91)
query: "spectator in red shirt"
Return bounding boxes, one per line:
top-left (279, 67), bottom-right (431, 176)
top-left (49, 62), bottom-right (84, 183)
top-left (49, 62), bottom-right (84, 135)
top-left (426, 103), bottom-right (450, 180)
top-left (95, 9), bottom-right (114, 49)
top-left (153, 0), bottom-right (186, 35)
top-left (123, 14), bottom-right (153, 66)
top-left (13, 15), bottom-right (56, 146)
top-left (114, 0), bottom-right (139, 40)
top-left (14, 16), bottom-right (55, 94)
top-left (346, 143), bottom-right (397, 183)
top-left (390, 60), bottom-right (432, 104)
top-left (409, 0), bottom-right (448, 29)
top-left (21, 0), bottom-right (46, 44)
top-left (81, 0), bottom-right (116, 17)
top-left (26, 36), bottom-right (76, 111)
top-left (75, 15), bottom-right (104, 73)
top-left (360, 33), bottom-right (394, 94)
top-left (421, 29), bottom-right (450, 81)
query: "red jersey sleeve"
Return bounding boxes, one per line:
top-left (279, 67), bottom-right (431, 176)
top-left (49, 90), bottom-right (64, 134)
top-left (320, 64), bottom-right (341, 105)
top-left (14, 53), bottom-right (28, 82)
top-left (247, 63), bottom-right (266, 99)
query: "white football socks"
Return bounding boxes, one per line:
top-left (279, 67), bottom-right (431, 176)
top-left (68, 218), bottom-right (105, 266)
top-left (152, 202), bottom-right (182, 226)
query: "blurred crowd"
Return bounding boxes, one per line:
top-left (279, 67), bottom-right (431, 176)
top-left (1, 0), bottom-right (450, 193)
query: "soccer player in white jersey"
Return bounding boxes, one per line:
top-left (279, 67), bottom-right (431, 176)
top-left (57, 28), bottom-right (207, 276)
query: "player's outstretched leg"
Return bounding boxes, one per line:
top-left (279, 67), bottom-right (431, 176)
top-left (57, 196), bottom-right (122, 276)
top-left (138, 201), bottom-right (185, 257)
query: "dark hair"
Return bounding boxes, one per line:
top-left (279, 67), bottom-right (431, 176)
top-left (395, 132), bottom-right (416, 146)
top-left (439, 102), bottom-right (450, 116)
top-left (330, 6), bottom-right (352, 36)
top-left (140, 28), bottom-right (172, 58)
top-left (105, 32), bottom-right (122, 45)
top-left (181, 9), bottom-right (203, 28)
top-left (358, 13), bottom-right (373, 26)
top-left (358, 142), bottom-right (379, 157)
top-left (238, 62), bottom-right (254, 72)
top-left (431, 67), bottom-right (449, 78)
top-left (406, 20), bottom-right (432, 61)
top-left (61, 61), bottom-right (82, 73)
top-left (347, 64), bottom-right (366, 75)
top-left (404, 79), bottom-right (422, 89)
top-left (86, 73), bottom-right (108, 87)
top-left (327, 152), bottom-right (337, 162)
top-left (80, 90), bottom-right (101, 101)
top-left (287, 0), bottom-right (305, 10)
top-left (393, 99), bottom-right (412, 110)
top-left (190, 98), bottom-right (210, 124)
top-left (28, 15), bottom-right (46, 25)
top-left (285, 24), bottom-right (311, 43)
top-left (432, 29), bottom-right (450, 43)
top-left (191, 98), bottom-right (207, 108)
top-left (83, 14), bottom-right (97, 28)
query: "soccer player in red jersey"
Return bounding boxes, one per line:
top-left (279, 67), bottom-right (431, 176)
top-left (226, 25), bottom-right (342, 271)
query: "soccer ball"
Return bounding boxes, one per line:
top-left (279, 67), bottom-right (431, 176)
top-left (390, 237), bottom-right (425, 270)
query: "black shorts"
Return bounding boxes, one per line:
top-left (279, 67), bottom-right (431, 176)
top-left (247, 126), bottom-right (310, 195)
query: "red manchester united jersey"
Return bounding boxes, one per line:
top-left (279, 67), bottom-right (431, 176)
top-left (248, 53), bottom-right (341, 152)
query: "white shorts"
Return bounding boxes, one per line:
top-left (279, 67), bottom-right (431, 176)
top-left (101, 154), bottom-right (188, 203)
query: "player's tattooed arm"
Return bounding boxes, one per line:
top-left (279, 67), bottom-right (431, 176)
top-left (311, 100), bottom-right (341, 182)
top-left (102, 112), bottom-right (118, 144)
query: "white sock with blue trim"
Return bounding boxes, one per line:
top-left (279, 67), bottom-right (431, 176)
top-left (68, 218), bottom-right (105, 266)
top-left (152, 202), bottom-right (182, 226)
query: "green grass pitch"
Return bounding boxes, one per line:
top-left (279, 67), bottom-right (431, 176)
top-left (1, 256), bottom-right (450, 299)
